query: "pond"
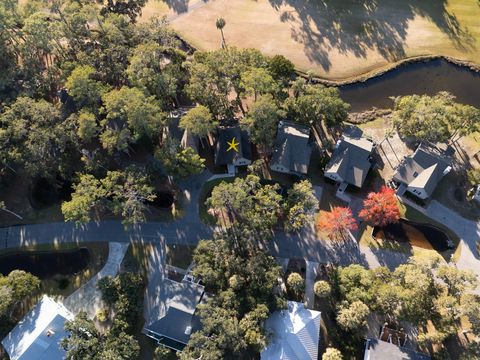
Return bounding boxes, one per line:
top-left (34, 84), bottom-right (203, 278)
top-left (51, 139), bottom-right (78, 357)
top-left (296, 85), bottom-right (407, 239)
top-left (339, 59), bottom-right (480, 112)
top-left (373, 219), bottom-right (452, 253)
top-left (150, 191), bottom-right (175, 208)
top-left (0, 248), bottom-right (90, 279)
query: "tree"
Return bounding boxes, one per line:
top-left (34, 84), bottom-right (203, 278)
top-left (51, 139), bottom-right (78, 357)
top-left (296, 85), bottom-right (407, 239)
top-left (61, 174), bottom-right (105, 225)
top-left (154, 346), bottom-right (177, 360)
top-left (268, 54), bottom-right (295, 86)
top-left (127, 41), bottom-right (185, 107)
top-left (336, 300), bottom-right (370, 332)
top-left (62, 167), bottom-right (156, 225)
top-left (215, 17), bottom-right (226, 48)
top-left (0, 97), bottom-right (76, 179)
top-left (437, 265), bottom-right (477, 298)
top-left (62, 311), bottom-right (140, 360)
top-left (336, 264), bottom-right (374, 305)
top-left (314, 280), bottom-right (331, 298)
top-left (467, 168), bottom-right (480, 186)
top-left (284, 180), bottom-right (318, 232)
top-left (287, 272), bottom-right (304, 296)
top-left (100, 0), bottom-right (147, 22)
top-left (102, 86), bottom-right (166, 142)
top-left (207, 175), bottom-right (282, 240)
top-left (156, 138), bottom-right (205, 178)
top-left (316, 207), bottom-right (357, 239)
top-left (359, 186), bottom-right (401, 227)
top-left (392, 92), bottom-right (462, 143)
top-left (284, 84), bottom-right (349, 126)
top-left (240, 95), bottom-right (281, 151)
top-left (69, 111), bottom-right (100, 143)
top-left (240, 67), bottom-right (277, 101)
top-left (179, 105), bottom-right (217, 139)
top-left (323, 347), bottom-right (343, 360)
top-left (66, 65), bottom-right (109, 111)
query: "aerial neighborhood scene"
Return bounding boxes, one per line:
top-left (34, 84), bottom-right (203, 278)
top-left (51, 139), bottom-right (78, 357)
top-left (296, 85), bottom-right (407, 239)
top-left (2, 0), bottom-right (480, 359)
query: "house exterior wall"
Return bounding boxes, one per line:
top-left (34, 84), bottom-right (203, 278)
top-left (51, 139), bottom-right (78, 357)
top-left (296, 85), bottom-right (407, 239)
top-left (270, 163), bottom-right (291, 175)
top-left (407, 186), bottom-right (428, 200)
top-left (233, 157), bottom-right (252, 167)
top-left (324, 172), bottom-right (342, 183)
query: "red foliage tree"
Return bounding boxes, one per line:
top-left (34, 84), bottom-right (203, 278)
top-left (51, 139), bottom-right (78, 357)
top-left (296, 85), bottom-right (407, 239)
top-left (359, 186), bottom-right (401, 227)
top-left (316, 206), bottom-right (358, 239)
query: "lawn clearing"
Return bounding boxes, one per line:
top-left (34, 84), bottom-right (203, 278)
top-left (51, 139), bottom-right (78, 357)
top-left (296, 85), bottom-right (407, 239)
top-left (160, 0), bottom-right (480, 81)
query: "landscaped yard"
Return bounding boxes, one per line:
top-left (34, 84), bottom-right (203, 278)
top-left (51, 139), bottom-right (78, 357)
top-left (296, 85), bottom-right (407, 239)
top-left (150, 0), bottom-right (480, 81)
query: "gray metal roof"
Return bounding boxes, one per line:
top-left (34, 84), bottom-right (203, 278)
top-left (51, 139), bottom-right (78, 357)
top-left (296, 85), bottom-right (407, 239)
top-left (215, 126), bottom-right (252, 166)
top-left (270, 121), bottom-right (313, 175)
top-left (325, 135), bottom-right (374, 187)
top-left (393, 146), bottom-right (451, 197)
top-left (1, 296), bottom-right (73, 360)
top-left (261, 301), bottom-right (321, 360)
top-left (364, 339), bottom-right (431, 360)
top-left (144, 279), bottom-right (205, 345)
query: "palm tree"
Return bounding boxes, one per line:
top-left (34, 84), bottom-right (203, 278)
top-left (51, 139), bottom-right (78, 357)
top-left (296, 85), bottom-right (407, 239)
top-left (216, 17), bottom-right (227, 48)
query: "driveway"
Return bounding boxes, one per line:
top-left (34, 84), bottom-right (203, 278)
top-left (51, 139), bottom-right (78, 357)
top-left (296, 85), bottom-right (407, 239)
top-left (427, 201), bottom-right (480, 291)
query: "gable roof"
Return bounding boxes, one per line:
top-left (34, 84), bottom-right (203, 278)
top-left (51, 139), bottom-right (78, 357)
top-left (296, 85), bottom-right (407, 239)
top-left (261, 301), bottom-right (321, 360)
top-left (325, 135), bottom-right (374, 187)
top-left (215, 126), bottom-right (252, 166)
top-left (144, 279), bottom-right (205, 346)
top-left (1, 295), bottom-right (73, 360)
top-left (270, 121), bottom-right (313, 174)
top-left (364, 339), bottom-right (431, 360)
top-left (393, 145), bottom-right (451, 197)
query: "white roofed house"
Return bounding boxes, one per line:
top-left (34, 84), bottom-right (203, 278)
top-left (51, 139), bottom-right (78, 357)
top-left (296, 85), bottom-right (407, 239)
top-left (1, 295), bottom-right (73, 360)
top-left (261, 301), bottom-right (321, 360)
top-left (270, 121), bottom-right (314, 176)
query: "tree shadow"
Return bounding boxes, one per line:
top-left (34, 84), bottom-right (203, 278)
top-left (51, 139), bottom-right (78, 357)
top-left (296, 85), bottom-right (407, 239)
top-left (268, 0), bottom-right (475, 71)
top-left (161, 0), bottom-right (208, 14)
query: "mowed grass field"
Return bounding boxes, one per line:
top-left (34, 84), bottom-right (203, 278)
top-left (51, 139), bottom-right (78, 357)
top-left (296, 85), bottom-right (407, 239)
top-left (142, 0), bottom-right (480, 81)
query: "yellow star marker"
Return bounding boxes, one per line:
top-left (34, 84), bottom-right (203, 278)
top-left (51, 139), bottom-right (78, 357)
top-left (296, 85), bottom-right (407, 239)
top-left (226, 137), bottom-right (240, 152)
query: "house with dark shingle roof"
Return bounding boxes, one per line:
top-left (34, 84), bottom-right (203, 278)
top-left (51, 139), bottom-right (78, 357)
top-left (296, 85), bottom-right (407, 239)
top-left (393, 145), bottom-right (452, 200)
top-left (324, 135), bottom-right (375, 189)
top-left (364, 339), bottom-right (431, 360)
top-left (143, 278), bottom-right (205, 352)
top-left (270, 121), bottom-right (313, 176)
top-left (215, 126), bottom-right (252, 174)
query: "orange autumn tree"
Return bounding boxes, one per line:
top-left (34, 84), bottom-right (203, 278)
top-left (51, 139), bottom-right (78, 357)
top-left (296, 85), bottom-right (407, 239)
top-left (359, 186), bottom-right (401, 227)
top-left (317, 206), bottom-right (358, 239)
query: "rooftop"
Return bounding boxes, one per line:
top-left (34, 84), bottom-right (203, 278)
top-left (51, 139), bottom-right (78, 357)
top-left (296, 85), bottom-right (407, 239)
top-left (215, 126), bottom-right (252, 166)
top-left (364, 339), bottom-right (431, 360)
top-left (393, 145), bottom-right (451, 197)
top-left (261, 301), bottom-right (321, 360)
top-left (270, 121), bottom-right (313, 175)
top-left (1, 295), bottom-right (73, 360)
top-left (325, 135), bottom-right (374, 187)
top-left (144, 278), bottom-right (205, 346)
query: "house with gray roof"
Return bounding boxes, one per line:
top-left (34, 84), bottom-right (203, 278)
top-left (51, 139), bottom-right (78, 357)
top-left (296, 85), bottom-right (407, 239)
top-left (215, 126), bottom-right (252, 174)
top-left (324, 135), bottom-right (375, 189)
top-left (143, 278), bottom-right (205, 352)
top-left (393, 145), bottom-right (452, 201)
top-left (364, 339), bottom-right (431, 360)
top-left (1, 295), bottom-right (73, 360)
top-left (261, 301), bottom-right (321, 360)
top-left (270, 121), bottom-right (313, 176)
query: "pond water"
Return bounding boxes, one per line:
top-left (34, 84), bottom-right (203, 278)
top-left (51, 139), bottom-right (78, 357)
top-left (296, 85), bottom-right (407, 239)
top-left (0, 248), bottom-right (90, 279)
top-left (150, 191), bottom-right (175, 208)
top-left (373, 219), bottom-right (451, 252)
top-left (339, 59), bottom-right (480, 112)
